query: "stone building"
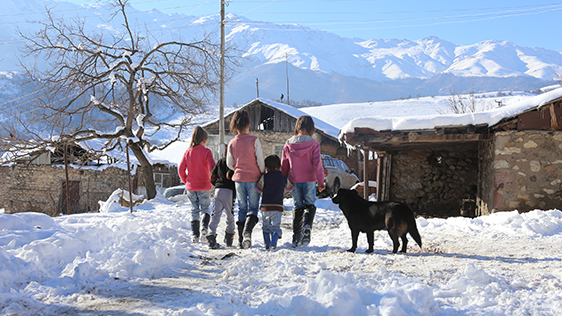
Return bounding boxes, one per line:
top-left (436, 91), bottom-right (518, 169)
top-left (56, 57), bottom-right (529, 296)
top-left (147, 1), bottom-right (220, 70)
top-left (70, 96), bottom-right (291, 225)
top-left (0, 142), bottom-right (179, 215)
top-left (340, 89), bottom-right (562, 217)
top-left (203, 99), bottom-right (355, 167)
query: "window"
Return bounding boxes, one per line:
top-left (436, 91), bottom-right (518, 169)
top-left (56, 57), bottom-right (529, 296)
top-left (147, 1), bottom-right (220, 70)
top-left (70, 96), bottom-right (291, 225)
top-left (258, 107), bottom-right (275, 130)
top-left (274, 145), bottom-right (284, 158)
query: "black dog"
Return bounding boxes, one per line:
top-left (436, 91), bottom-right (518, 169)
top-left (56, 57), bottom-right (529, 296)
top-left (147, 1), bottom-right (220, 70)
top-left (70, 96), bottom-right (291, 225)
top-left (332, 188), bottom-right (422, 253)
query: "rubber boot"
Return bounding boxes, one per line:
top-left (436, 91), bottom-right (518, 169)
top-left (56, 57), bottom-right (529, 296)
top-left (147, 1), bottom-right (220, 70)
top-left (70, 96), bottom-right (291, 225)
top-left (236, 221), bottom-right (245, 248)
top-left (263, 232), bottom-right (271, 250)
top-left (206, 234), bottom-right (220, 249)
top-left (271, 233), bottom-right (279, 251)
top-left (301, 205), bottom-right (316, 246)
top-left (200, 213), bottom-right (210, 242)
top-left (190, 220), bottom-right (200, 243)
top-left (224, 232), bottom-right (235, 247)
top-left (292, 207), bottom-right (305, 247)
top-left (242, 215), bottom-right (259, 249)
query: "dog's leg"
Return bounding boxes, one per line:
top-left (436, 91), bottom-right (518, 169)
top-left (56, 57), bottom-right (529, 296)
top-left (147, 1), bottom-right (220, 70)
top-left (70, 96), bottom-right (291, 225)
top-left (389, 232), bottom-right (400, 253)
top-left (400, 235), bottom-right (408, 253)
top-left (365, 231), bottom-right (374, 253)
top-left (347, 229), bottom-right (359, 252)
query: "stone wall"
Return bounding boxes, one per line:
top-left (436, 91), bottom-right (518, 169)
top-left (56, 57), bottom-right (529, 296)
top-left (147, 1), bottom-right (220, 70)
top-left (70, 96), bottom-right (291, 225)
top-left (389, 144), bottom-right (479, 217)
top-left (0, 164), bottom-right (134, 215)
top-left (477, 140), bottom-right (495, 216)
top-left (491, 130), bottom-right (562, 212)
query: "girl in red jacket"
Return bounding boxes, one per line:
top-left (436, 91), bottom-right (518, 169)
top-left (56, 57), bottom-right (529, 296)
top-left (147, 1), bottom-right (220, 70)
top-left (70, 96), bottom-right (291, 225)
top-left (226, 110), bottom-right (265, 249)
top-left (178, 126), bottom-right (216, 243)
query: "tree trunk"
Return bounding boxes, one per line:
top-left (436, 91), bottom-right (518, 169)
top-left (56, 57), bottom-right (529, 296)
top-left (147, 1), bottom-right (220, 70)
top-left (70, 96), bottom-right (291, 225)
top-left (129, 142), bottom-right (157, 200)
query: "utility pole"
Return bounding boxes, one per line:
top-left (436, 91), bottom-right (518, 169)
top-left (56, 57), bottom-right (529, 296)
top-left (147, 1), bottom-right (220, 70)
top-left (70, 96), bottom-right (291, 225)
top-left (256, 78), bottom-right (259, 98)
top-left (219, 0), bottom-right (226, 157)
top-left (286, 53), bottom-right (290, 105)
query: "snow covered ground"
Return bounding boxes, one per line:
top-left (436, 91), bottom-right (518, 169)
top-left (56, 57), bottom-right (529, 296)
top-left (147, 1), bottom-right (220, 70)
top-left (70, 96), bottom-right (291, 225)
top-left (2, 194), bottom-right (562, 315)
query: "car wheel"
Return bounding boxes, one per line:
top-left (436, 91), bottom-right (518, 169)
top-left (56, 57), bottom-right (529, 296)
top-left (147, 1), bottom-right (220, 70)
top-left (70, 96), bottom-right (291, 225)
top-left (331, 178), bottom-right (341, 197)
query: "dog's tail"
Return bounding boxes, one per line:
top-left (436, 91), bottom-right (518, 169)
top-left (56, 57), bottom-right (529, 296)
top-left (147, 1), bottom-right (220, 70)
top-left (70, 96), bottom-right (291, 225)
top-left (407, 215), bottom-right (422, 249)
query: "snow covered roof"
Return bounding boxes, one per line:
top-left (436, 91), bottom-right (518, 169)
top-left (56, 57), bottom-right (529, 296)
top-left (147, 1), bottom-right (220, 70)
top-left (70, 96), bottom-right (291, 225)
top-left (338, 87), bottom-right (562, 141)
top-left (203, 98), bottom-right (341, 139)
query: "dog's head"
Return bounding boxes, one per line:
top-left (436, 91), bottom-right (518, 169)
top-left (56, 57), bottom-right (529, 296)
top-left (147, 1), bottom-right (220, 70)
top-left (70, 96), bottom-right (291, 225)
top-left (331, 188), bottom-right (358, 204)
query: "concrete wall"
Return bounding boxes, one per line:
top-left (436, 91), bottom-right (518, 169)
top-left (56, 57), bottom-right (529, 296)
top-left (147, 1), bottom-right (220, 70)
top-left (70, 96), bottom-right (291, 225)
top-left (491, 130), bottom-right (562, 212)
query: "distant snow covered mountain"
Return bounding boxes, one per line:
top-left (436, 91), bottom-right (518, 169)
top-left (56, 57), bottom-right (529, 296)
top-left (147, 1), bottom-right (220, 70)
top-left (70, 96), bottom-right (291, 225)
top-left (1, 0), bottom-right (561, 106)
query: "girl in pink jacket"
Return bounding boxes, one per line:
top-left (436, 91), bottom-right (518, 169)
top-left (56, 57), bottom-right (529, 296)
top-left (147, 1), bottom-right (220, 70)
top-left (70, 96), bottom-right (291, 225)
top-left (281, 115), bottom-right (325, 247)
top-left (178, 126), bottom-right (216, 243)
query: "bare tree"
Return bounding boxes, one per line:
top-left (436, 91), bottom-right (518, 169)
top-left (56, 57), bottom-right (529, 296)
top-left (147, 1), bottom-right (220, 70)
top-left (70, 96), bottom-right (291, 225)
top-left (7, 0), bottom-right (226, 199)
top-left (438, 86), bottom-right (495, 114)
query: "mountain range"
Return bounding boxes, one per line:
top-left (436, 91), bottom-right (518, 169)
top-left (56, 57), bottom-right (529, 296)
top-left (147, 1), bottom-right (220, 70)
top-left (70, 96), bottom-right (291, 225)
top-left (1, 0), bottom-right (562, 106)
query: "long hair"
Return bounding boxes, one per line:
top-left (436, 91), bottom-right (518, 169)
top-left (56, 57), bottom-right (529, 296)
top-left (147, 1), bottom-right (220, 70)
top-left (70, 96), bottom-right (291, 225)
top-left (294, 115), bottom-right (315, 136)
top-left (230, 110), bottom-right (250, 133)
top-left (190, 126), bottom-right (208, 148)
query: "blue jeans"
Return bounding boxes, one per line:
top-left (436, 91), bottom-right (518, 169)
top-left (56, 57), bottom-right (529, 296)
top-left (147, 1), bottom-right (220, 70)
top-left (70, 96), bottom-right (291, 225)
top-left (235, 181), bottom-right (261, 222)
top-left (186, 190), bottom-right (211, 221)
top-left (292, 182), bottom-right (317, 209)
top-left (262, 211), bottom-right (282, 237)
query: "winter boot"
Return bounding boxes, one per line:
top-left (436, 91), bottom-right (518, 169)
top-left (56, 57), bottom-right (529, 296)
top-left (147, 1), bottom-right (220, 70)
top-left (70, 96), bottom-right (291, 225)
top-left (242, 215), bottom-right (259, 249)
top-left (190, 220), bottom-right (200, 243)
top-left (236, 221), bottom-right (245, 248)
top-left (263, 232), bottom-right (271, 250)
top-left (271, 233), bottom-right (279, 251)
top-left (200, 213), bottom-right (210, 242)
top-left (301, 205), bottom-right (316, 246)
top-left (292, 207), bottom-right (305, 247)
top-left (224, 232), bottom-right (235, 247)
top-left (206, 234), bottom-right (220, 249)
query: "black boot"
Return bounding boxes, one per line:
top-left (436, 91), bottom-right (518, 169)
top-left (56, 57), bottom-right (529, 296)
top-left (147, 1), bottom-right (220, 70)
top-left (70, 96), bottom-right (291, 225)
top-left (206, 234), bottom-right (220, 249)
top-left (242, 215), bottom-right (259, 249)
top-left (292, 207), bottom-right (305, 247)
top-left (191, 220), bottom-right (200, 243)
top-left (301, 205), bottom-right (316, 246)
top-left (236, 221), bottom-right (245, 248)
top-left (224, 232), bottom-right (235, 247)
top-left (201, 213), bottom-right (211, 242)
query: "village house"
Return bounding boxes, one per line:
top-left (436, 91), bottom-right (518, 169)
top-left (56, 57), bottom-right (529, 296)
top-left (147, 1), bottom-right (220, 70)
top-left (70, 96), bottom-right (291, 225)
top-left (340, 88), bottom-right (562, 217)
top-left (0, 141), bottom-right (179, 215)
top-left (203, 98), bottom-right (358, 171)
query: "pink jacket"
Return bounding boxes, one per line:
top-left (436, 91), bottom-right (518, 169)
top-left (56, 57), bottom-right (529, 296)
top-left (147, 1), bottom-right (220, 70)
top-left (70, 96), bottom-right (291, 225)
top-left (226, 134), bottom-right (265, 182)
top-left (281, 136), bottom-right (325, 184)
top-left (178, 145), bottom-right (216, 191)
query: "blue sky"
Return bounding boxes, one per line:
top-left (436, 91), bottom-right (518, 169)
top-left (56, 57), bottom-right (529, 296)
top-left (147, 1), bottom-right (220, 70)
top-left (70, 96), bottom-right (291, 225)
top-left (66, 0), bottom-right (562, 50)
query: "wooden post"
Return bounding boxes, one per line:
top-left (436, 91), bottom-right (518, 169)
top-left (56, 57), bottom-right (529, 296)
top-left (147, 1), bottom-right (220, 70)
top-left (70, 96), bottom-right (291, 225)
top-left (363, 149), bottom-right (369, 200)
top-left (64, 142), bottom-right (71, 215)
top-left (376, 153), bottom-right (382, 202)
top-left (126, 140), bottom-right (134, 213)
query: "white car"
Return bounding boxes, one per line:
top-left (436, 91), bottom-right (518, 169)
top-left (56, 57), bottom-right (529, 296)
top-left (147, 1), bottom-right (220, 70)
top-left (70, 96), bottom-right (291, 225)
top-left (163, 185), bottom-right (189, 203)
top-left (318, 155), bottom-right (359, 197)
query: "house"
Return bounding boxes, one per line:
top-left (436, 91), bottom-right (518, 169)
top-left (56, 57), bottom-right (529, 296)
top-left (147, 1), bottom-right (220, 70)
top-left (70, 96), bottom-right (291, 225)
top-left (339, 88), bottom-right (562, 217)
top-left (203, 99), bottom-right (356, 167)
top-left (0, 141), bottom-right (179, 215)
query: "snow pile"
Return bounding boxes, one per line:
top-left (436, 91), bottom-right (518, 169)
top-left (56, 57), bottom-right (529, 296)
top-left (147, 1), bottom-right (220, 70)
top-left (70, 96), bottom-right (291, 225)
top-left (1, 195), bottom-right (562, 315)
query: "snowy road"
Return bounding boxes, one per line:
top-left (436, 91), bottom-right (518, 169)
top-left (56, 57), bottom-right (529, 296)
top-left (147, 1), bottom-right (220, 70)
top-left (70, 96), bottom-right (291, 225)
top-left (2, 196), bottom-right (562, 315)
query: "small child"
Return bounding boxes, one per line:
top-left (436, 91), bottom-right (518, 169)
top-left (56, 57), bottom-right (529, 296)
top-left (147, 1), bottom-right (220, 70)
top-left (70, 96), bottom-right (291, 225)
top-left (207, 152), bottom-right (236, 249)
top-left (256, 155), bottom-right (293, 251)
top-left (178, 126), bottom-right (216, 243)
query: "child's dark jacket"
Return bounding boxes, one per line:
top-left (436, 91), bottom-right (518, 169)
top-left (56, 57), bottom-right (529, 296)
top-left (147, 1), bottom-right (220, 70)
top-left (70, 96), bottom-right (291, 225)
top-left (256, 170), bottom-right (293, 211)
